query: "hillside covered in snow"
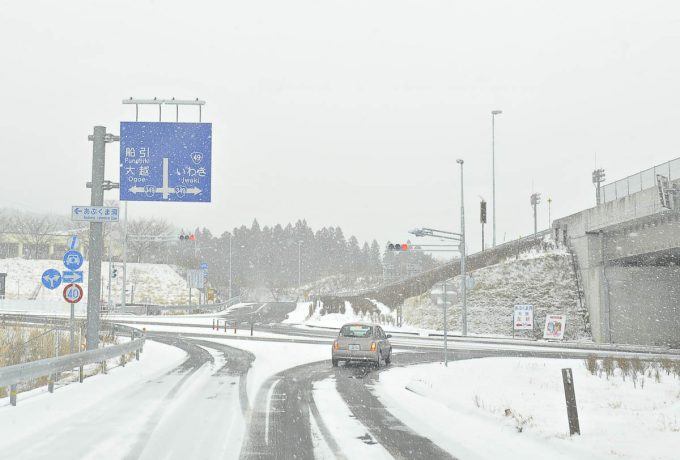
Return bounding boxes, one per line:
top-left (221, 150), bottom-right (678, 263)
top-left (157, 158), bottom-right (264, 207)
top-left (402, 245), bottom-right (590, 340)
top-left (0, 258), bottom-right (191, 307)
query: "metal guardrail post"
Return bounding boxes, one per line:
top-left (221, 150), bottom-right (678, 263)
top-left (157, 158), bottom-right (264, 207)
top-left (79, 366), bottom-right (84, 383)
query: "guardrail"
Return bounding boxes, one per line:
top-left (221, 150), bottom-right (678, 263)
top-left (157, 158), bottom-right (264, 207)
top-left (0, 319), bottom-right (145, 406)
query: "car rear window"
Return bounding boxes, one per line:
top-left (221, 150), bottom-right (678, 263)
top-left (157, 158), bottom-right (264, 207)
top-left (340, 325), bottom-right (373, 338)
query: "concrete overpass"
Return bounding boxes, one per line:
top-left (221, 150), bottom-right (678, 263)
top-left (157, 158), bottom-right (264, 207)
top-left (554, 157), bottom-right (680, 347)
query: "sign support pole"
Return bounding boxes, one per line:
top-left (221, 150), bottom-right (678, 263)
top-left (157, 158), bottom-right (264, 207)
top-left (69, 303), bottom-right (75, 354)
top-left (85, 126), bottom-right (119, 350)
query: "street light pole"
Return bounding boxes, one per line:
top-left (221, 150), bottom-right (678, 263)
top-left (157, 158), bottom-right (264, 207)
top-left (228, 233), bottom-right (232, 299)
top-left (297, 241), bottom-right (303, 293)
top-left (491, 110), bottom-right (502, 247)
top-left (457, 159), bottom-right (467, 336)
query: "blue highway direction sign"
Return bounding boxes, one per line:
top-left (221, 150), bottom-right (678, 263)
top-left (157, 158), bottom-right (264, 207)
top-left (62, 271), bottom-right (84, 284)
top-left (72, 206), bottom-right (119, 222)
top-left (63, 250), bottom-right (84, 271)
top-left (119, 122), bottom-right (212, 202)
top-left (41, 269), bottom-right (62, 290)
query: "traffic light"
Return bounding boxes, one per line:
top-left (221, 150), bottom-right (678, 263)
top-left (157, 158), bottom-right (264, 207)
top-left (179, 233), bottom-right (196, 241)
top-left (480, 200), bottom-right (487, 224)
top-left (387, 243), bottom-right (410, 251)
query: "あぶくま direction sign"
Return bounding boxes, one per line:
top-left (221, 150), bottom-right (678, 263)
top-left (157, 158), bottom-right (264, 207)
top-left (543, 314), bottom-right (566, 340)
top-left (41, 269), bottom-right (62, 290)
top-left (119, 122), bottom-right (212, 202)
top-left (72, 206), bottom-right (119, 222)
top-left (63, 283), bottom-right (83, 304)
top-left (513, 304), bottom-right (534, 330)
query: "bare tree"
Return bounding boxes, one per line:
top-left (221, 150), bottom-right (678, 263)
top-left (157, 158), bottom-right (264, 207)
top-left (126, 218), bottom-right (172, 263)
top-left (13, 212), bottom-right (59, 259)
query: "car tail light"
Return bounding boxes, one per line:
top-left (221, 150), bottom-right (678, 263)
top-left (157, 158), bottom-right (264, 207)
top-left (370, 342), bottom-right (377, 352)
top-left (334, 341), bottom-right (340, 351)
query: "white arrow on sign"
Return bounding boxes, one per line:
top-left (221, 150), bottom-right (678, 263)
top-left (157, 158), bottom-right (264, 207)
top-left (62, 271), bottom-right (84, 283)
top-left (128, 158), bottom-right (202, 199)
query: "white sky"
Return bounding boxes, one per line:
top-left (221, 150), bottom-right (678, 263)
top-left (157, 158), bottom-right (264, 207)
top-left (1, 1), bottom-right (679, 253)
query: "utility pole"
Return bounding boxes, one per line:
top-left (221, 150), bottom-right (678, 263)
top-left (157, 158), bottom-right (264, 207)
top-left (297, 241), bottom-right (303, 293)
top-left (457, 159), bottom-right (467, 336)
top-left (548, 197), bottom-right (552, 230)
top-left (86, 126), bottom-right (119, 350)
top-left (228, 233), bottom-right (232, 299)
top-left (531, 193), bottom-right (541, 238)
top-left (491, 110), bottom-right (502, 247)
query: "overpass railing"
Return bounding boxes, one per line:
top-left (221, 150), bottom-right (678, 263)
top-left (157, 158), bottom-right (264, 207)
top-left (601, 157), bottom-right (680, 204)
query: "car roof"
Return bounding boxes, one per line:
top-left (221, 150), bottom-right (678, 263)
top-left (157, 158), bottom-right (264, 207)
top-left (340, 322), bottom-right (379, 327)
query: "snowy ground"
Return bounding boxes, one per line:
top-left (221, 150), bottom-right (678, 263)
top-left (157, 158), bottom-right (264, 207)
top-left (312, 378), bottom-right (392, 459)
top-left (374, 357), bottom-right (680, 460)
top-left (198, 337), bottom-right (329, 407)
top-left (0, 340), bottom-right (188, 454)
top-left (0, 258), bottom-right (190, 305)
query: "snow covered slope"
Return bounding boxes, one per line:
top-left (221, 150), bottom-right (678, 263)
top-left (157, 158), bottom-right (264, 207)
top-left (403, 245), bottom-right (590, 339)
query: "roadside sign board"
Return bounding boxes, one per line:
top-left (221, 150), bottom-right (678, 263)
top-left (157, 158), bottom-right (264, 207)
top-left (62, 271), bottom-right (84, 284)
top-left (544, 314), bottom-right (566, 340)
top-left (41, 269), bottom-right (62, 290)
top-left (63, 250), bottom-right (84, 271)
top-left (431, 280), bottom-right (457, 307)
top-left (119, 122), bottom-right (212, 202)
top-left (72, 206), bottom-right (119, 222)
top-left (186, 269), bottom-right (204, 289)
top-left (513, 304), bottom-right (534, 330)
top-left (63, 283), bottom-right (84, 304)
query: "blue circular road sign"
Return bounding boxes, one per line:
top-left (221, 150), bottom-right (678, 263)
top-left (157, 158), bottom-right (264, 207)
top-left (63, 250), bottom-right (84, 271)
top-left (41, 269), bottom-right (62, 290)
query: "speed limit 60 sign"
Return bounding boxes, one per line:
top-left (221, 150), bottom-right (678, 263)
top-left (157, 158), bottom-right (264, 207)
top-left (63, 283), bottom-right (83, 304)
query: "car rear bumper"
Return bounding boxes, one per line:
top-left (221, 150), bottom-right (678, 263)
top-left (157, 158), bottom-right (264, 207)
top-left (332, 350), bottom-right (379, 362)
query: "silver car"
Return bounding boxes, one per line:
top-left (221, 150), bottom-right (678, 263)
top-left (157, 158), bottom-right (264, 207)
top-left (332, 322), bottom-right (392, 367)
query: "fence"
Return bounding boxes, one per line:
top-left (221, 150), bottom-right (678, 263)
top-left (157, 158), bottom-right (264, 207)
top-left (0, 318), bottom-right (145, 406)
top-left (600, 157), bottom-right (680, 204)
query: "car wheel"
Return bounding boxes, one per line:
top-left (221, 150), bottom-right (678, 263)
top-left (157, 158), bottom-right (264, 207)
top-left (332, 358), bottom-right (339, 367)
top-left (385, 352), bottom-right (391, 365)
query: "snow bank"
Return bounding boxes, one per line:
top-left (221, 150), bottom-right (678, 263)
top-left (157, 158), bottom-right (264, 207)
top-left (375, 358), bottom-right (680, 460)
top-left (283, 300), bottom-right (397, 328)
